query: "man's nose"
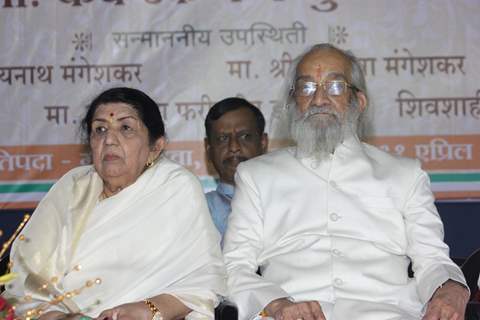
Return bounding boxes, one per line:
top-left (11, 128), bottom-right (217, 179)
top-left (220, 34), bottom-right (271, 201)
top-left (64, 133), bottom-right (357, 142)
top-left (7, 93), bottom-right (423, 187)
top-left (228, 135), bottom-right (241, 153)
top-left (310, 84), bottom-right (331, 107)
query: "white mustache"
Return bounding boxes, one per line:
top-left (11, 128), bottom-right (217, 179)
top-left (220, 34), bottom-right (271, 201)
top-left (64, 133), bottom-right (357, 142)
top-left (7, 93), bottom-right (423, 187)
top-left (296, 106), bottom-right (340, 122)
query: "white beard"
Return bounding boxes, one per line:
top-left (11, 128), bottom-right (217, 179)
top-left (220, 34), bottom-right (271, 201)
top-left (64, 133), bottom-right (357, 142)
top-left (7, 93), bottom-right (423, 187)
top-left (290, 103), bottom-right (359, 162)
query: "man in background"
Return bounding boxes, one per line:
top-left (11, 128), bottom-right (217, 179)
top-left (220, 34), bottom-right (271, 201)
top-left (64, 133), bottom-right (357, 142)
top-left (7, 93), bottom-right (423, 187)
top-left (204, 97), bottom-right (268, 245)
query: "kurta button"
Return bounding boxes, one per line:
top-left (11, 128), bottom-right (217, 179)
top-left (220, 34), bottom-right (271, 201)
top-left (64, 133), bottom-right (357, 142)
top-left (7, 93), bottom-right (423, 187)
top-left (332, 249), bottom-right (342, 256)
top-left (330, 213), bottom-right (340, 221)
top-left (329, 181), bottom-right (337, 189)
top-left (334, 278), bottom-right (343, 286)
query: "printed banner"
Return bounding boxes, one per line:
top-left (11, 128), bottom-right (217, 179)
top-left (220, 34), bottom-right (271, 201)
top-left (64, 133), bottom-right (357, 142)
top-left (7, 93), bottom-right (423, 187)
top-left (1, 0), bottom-right (479, 208)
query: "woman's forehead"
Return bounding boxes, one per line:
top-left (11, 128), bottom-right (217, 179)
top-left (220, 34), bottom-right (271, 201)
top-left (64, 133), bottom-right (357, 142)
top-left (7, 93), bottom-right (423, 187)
top-left (94, 102), bottom-right (139, 119)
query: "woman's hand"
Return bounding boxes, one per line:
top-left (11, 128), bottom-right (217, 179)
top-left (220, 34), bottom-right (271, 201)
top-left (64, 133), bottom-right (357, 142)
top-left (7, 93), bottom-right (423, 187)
top-left (39, 311), bottom-right (92, 320)
top-left (95, 301), bottom-right (151, 320)
top-left (95, 294), bottom-right (191, 320)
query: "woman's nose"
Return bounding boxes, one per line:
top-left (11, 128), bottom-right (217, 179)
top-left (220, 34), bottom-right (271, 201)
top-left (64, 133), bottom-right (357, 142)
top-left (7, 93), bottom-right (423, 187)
top-left (104, 130), bottom-right (119, 145)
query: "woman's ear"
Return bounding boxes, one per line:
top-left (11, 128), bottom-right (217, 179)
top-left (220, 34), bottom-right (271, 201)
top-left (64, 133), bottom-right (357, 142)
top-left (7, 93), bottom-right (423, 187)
top-left (150, 136), bottom-right (166, 159)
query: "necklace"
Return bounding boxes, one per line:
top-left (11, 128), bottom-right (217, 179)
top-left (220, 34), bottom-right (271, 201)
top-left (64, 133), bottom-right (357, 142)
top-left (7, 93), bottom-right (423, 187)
top-left (99, 187), bottom-right (122, 200)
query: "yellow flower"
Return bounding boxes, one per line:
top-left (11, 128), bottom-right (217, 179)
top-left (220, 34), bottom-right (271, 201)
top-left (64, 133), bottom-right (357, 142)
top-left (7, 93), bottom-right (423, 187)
top-left (0, 272), bottom-right (17, 285)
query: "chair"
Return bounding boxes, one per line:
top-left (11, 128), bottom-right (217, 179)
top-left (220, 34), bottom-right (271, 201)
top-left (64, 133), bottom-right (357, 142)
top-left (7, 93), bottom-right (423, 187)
top-left (462, 248), bottom-right (480, 320)
top-left (466, 302), bottom-right (480, 320)
top-left (215, 299), bottom-right (238, 320)
top-left (462, 248), bottom-right (480, 301)
top-left (452, 256), bottom-right (466, 267)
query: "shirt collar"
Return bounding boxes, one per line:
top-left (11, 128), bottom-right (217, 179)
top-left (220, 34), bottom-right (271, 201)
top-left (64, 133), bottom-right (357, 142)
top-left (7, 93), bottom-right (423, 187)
top-left (217, 182), bottom-right (235, 199)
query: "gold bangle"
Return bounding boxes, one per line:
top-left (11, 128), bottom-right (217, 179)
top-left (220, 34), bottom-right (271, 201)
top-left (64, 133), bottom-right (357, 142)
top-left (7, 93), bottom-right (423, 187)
top-left (143, 299), bottom-right (164, 320)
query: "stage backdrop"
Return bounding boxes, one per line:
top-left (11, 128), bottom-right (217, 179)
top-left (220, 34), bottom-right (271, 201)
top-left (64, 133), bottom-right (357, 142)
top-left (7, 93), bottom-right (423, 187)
top-left (0, 0), bottom-right (479, 209)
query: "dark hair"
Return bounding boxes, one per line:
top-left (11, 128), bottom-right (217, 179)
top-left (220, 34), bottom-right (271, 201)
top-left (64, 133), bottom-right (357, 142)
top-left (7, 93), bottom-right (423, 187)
top-left (205, 97), bottom-right (265, 141)
top-left (80, 87), bottom-right (165, 145)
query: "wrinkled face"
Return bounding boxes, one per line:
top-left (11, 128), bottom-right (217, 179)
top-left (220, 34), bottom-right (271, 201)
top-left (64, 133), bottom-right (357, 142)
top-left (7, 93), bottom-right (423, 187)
top-left (294, 48), bottom-right (363, 125)
top-left (289, 48), bottom-right (367, 160)
top-left (90, 103), bottom-right (162, 186)
top-left (206, 108), bottom-right (267, 185)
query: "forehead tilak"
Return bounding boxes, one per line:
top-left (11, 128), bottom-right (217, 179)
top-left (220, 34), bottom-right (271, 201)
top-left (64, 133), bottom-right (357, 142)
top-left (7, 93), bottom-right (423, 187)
top-left (313, 61), bottom-right (323, 79)
top-left (297, 49), bottom-right (351, 80)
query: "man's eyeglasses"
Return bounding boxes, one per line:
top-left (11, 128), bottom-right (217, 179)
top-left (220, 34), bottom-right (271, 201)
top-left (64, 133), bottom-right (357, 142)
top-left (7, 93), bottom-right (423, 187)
top-left (292, 79), bottom-right (358, 97)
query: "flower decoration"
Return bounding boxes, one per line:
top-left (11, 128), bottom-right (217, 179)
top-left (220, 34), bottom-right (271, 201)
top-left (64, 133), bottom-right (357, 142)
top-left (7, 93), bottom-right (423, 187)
top-left (0, 296), bottom-right (15, 320)
top-left (1, 214), bottom-right (102, 319)
top-left (0, 214), bottom-right (30, 320)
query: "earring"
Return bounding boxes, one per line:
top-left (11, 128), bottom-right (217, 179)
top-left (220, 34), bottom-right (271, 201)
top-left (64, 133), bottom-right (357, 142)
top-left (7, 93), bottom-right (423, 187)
top-left (146, 159), bottom-right (153, 168)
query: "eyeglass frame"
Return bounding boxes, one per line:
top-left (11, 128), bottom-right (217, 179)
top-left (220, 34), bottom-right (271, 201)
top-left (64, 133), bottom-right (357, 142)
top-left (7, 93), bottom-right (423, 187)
top-left (290, 78), bottom-right (360, 98)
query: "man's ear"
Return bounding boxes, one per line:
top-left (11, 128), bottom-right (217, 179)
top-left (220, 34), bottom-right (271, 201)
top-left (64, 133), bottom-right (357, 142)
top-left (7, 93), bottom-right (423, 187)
top-left (356, 91), bottom-right (368, 113)
top-left (204, 137), bottom-right (218, 177)
top-left (261, 133), bottom-right (269, 153)
top-left (204, 137), bottom-right (211, 157)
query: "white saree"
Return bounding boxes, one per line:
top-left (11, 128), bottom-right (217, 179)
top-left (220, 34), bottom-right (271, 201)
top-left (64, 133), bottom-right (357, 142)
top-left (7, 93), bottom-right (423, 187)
top-left (4, 157), bottom-right (226, 319)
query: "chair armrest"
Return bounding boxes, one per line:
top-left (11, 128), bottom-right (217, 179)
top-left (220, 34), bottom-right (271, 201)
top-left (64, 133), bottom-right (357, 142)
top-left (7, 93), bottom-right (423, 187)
top-left (465, 301), bottom-right (480, 320)
top-left (215, 299), bottom-right (238, 320)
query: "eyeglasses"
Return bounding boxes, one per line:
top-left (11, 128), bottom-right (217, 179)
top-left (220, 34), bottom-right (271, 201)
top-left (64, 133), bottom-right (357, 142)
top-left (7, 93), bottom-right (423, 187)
top-left (292, 79), bottom-right (358, 97)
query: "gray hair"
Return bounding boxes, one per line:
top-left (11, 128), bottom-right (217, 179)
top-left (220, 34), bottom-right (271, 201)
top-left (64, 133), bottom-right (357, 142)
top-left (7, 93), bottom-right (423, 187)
top-left (279, 43), bottom-right (371, 139)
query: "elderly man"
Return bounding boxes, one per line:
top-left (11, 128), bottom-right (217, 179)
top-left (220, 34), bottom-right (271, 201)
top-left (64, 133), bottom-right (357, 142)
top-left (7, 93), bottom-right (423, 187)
top-left (223, 44), bottom-right (469, 320)
top-left (204, 97), bottom-right (268, 244)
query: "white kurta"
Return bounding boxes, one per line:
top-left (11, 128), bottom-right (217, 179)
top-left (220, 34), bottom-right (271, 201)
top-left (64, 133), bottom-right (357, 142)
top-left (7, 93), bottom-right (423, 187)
top-left (223, 136), bottom-right (466, 320)
top-left (5, 157), bottom-right (226, 319)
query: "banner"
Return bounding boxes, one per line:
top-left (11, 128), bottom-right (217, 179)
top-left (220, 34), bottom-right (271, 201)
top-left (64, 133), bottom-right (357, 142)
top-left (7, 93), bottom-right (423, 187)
top-left (1, 0), bottom-right (479, 208)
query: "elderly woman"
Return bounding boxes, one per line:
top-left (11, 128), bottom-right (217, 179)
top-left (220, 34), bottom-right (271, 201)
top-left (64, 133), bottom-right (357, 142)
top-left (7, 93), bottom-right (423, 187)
top-left (4, 87), bottom-right (226, 320)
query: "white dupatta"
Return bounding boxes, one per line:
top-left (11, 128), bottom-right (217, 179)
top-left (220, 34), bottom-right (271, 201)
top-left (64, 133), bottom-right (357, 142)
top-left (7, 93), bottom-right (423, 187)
top-left (5, 158), bottom-right (226, 319)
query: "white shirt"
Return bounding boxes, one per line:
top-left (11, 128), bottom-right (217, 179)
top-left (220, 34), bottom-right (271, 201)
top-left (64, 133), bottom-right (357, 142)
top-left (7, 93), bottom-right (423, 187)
top-left (223, 136), bottom-right (466, 320)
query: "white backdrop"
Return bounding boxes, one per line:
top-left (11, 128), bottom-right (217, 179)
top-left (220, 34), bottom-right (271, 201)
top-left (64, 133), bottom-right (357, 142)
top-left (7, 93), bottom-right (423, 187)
top-left (1, 0), bottom-right (479, 208)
